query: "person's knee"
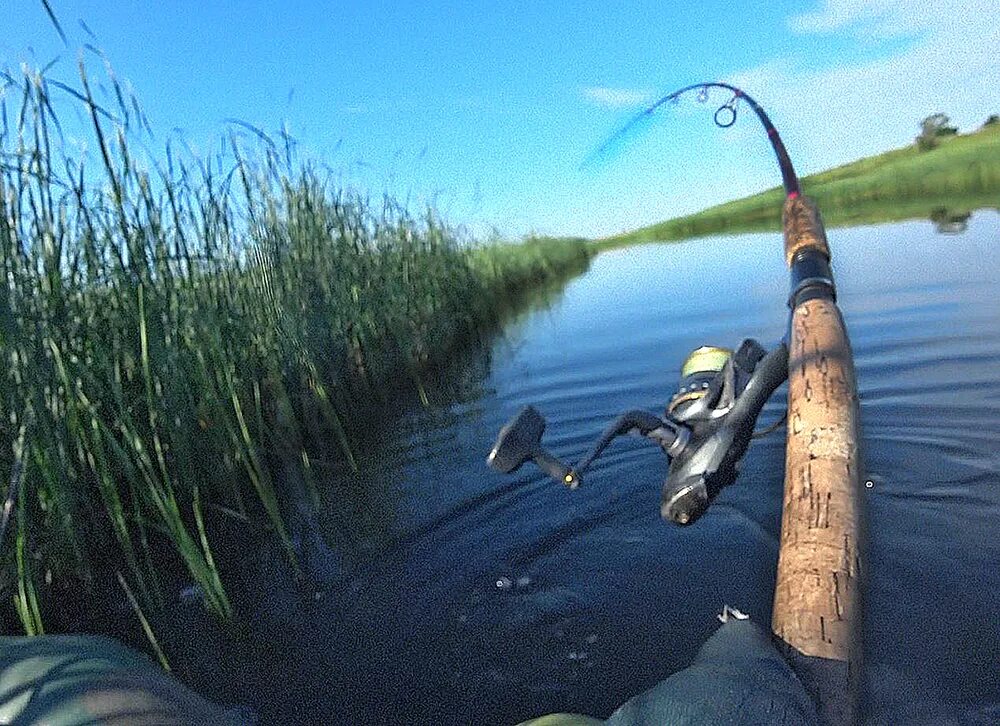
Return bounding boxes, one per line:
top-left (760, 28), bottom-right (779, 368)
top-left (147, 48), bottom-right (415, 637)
top-left (605, 618), bottom-right (819, 725)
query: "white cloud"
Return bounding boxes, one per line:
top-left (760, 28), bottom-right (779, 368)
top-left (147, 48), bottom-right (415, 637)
top-left (723, 1), bottom-right (1000, 176)
top-left (789, 0), bottom-right (931, 37)
top-left (788, 0), bottom-right (995, 39)
top-left (582, 86), bottom-right (652, 109)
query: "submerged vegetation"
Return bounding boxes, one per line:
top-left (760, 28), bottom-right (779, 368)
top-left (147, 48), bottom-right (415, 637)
top-left (598, 124), bottom-right (1000, 248)
top-left (0, 62), bottom-right (590, 638)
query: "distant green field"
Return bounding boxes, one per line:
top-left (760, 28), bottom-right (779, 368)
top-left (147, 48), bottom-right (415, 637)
top-left (598, 125), bottom-right (1000, 250)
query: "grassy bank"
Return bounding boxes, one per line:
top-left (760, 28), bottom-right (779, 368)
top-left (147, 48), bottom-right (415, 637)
top-left (598, 124), bottom-right (1000, 249)
top-left (0, 65), bottom-right (590, 639)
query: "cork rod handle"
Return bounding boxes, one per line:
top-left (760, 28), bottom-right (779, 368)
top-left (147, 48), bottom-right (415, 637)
top-left (773, 196), bottom-right (861, 725)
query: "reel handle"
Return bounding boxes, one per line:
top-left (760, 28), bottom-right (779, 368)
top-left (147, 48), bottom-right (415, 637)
top-left (535, 450), bottom-right (579, 489)
top-left (487, 406), bottom-right (578, 487)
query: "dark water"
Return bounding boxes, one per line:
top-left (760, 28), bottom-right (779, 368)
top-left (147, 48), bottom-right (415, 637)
top-left (197, 212), bottom-right (1000, 724)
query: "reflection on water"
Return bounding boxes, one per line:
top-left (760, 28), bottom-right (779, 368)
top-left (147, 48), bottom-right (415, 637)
top-left (929, 206), bottom-right (972, 234)
top-left (823, 191), bottom-right (998, 232)
top-left (186, 211), bottom-right (999, 725)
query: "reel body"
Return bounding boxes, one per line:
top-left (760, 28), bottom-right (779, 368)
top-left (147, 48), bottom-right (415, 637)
top-left (487, 339), bottom-right (788, 524)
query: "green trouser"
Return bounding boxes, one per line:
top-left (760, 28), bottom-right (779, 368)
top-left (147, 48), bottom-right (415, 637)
top-left (0, 635), bottom-right (247, 725)
top-left (522, 619), bottom-right (818, 725)
top-left (1, 618), bottom-right (816, 725)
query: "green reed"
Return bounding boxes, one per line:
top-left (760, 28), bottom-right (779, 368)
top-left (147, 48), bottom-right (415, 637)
top-left (0, 62), bottom-right (590, 636)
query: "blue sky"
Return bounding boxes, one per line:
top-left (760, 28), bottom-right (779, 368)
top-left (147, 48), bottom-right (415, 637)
top-left (4, 1), bottom-right (998, 238)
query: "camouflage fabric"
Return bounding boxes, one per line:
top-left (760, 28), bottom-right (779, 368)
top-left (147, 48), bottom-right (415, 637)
top-left (523, 619), bottom-right (818, 726)
top-left (0, 635), bottom-right (249, 725)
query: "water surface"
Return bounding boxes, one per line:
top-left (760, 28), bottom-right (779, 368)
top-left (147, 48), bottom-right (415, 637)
top-left (196, 212), bottom-right (1000, 725)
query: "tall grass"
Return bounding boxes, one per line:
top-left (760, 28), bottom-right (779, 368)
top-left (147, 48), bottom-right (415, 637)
top-left (0, 62), bottom-right (590, 637)
top-left (599, 124), bottom-right (1000, 248)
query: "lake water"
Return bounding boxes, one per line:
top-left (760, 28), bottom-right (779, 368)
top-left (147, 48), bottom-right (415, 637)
top-left (193, 211), bottom-right (1000, 724)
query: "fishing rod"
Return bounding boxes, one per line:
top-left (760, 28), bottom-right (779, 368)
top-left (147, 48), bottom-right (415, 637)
top-left (487, 82), bottom-right (861, 724)
top-left (589, 81), bottom-right (801, 198)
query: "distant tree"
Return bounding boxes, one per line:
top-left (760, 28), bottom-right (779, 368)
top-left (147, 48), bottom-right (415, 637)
top-left (984, 114), bottom-right (1000, 128)
top-left (916, 113), bottom-right (958, 151)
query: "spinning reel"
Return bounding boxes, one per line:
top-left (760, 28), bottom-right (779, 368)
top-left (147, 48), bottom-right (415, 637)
top-left (487, 339), bottom-right (788, 525)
